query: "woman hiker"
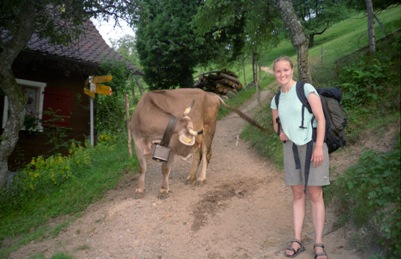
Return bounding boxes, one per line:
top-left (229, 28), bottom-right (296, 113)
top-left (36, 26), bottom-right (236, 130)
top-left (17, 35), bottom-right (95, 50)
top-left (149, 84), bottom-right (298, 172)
top-left (270, 56), bottom-right (329, 259)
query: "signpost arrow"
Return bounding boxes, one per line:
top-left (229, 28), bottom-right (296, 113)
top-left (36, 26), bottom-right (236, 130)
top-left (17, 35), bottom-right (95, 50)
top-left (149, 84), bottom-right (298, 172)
top-left (92, 75), bottom-right (112, 83)
top-left (83, 88), bottom-right (95, 98)
top-left (95, 84), bottom-right (112, 96)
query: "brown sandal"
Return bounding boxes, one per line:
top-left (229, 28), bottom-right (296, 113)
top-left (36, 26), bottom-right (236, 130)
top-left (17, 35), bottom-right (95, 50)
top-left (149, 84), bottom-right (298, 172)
top-left (314, 243), bottom-right (328, 259)
top-left (284, 239), bottom-right (305, 258)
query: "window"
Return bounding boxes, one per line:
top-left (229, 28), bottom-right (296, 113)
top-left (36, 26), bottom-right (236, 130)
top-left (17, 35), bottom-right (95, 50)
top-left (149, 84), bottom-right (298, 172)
top-left (2, 79), bottom-right (46, 132)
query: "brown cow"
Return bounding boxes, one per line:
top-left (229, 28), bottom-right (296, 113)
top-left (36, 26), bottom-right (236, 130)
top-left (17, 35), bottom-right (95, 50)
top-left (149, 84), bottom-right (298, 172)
top-left (130, 88), bottom-right (265, 198)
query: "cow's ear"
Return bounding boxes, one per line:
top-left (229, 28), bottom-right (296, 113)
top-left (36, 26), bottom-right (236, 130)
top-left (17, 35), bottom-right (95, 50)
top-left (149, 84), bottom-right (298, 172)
top-left (178, 130), bottom-right (195, 146)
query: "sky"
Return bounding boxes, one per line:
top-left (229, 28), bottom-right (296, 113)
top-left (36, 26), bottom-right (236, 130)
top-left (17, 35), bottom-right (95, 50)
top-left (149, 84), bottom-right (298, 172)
top-left (91, 18), bottom-right (135, 47)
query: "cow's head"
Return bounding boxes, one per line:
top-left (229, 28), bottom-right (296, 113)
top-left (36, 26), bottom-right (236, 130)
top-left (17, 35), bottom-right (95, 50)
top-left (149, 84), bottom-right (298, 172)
top-left (178, 102), bottom-right (201, 146)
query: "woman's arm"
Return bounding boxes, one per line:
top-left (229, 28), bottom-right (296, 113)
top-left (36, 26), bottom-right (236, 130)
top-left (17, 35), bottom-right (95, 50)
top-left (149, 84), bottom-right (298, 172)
top-left (272, 108), bottom-right (288, 142)
top-left (272, 109), bottom-right (279, 134)
top-left (308, 92), bottom-right (326, 166)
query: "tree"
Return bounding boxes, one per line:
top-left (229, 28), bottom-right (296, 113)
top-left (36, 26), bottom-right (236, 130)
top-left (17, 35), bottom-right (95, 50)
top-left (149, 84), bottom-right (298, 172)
top-left (273, 0), bottom-right (312, 83)
top-left (0, 0), bottom-right (139, 187)
top-left (194, 0), bottom-right (313, 84)
top-left (135, 0), bottom-right (203, 90)
top-left (193, 0), bottom-right (281, 103)
top-left (366, 0), bottom-right (376, 53)
top-left (111, 35), bottom-right (146, 99)
top-left (293, 0), bottom-right (352, 48)
top-left (346, 0), bottom-right (400, 54)
top-left (194, 0), bottom-right (312, 82)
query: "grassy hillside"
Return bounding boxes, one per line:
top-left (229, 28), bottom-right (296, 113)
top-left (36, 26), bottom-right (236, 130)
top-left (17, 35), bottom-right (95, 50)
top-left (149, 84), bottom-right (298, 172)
top-left (260, 5), bottom-right (401, 68)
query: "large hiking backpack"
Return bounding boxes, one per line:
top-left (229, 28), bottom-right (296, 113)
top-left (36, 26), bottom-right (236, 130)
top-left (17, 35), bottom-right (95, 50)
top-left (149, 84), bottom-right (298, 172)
top-left (274, 81), bottom-right (347, 153)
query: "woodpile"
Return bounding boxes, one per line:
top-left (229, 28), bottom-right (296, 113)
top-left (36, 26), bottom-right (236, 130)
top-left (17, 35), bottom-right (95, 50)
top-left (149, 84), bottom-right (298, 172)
top-left (194, 69), bottom-right (243, 97)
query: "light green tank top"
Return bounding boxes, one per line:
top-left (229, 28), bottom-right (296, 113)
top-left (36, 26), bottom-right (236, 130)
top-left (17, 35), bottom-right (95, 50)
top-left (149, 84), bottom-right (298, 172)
top-left (270, 82), bottom-right (318, 146)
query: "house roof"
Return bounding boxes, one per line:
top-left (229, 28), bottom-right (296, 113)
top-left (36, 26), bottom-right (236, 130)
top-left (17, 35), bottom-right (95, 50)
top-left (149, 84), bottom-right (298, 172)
top-left (25, 20), bottom-right (142, 75)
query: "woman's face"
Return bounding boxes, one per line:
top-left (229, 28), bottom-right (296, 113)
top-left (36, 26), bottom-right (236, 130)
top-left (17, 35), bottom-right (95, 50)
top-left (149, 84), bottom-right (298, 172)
top-left (273, 60), bottom-right (293, 86)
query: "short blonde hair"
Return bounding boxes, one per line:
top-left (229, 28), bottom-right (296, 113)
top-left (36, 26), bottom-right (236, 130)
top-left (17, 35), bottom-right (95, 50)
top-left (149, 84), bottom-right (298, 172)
top-left (272, 56), bottom-right (294, 71)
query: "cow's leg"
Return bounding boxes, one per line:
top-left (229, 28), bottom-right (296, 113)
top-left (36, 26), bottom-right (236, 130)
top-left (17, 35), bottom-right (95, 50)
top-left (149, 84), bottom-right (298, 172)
top-left (159, 156), bottom-right (175, 199)
top-left (196, 125), bottom-right (216, 185)
top-left (186, 144), bottom-right (201, 184)
top-left (134, 146), bottom-right (147, 199)
top-left (206, 143), bottom-right (213, 163)
top-left (196, 141), bottom-right (208, 185)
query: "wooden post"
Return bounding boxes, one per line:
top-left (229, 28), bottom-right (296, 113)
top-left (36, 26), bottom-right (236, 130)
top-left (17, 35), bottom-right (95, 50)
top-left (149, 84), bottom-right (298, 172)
top-left (125, 93), bottom-right (132, 158)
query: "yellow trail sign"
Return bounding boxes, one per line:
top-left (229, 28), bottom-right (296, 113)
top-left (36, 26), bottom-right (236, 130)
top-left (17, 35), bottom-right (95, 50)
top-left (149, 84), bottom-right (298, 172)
top-left (93, 75), bottom-right (112, 83)
top-left (83, 88), bottom-right (95, 98)
top-left (95, 84), bottom-right (112, 96)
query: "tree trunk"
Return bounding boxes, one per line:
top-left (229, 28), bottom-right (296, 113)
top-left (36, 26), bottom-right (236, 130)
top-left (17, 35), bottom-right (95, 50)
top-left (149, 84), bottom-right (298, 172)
top-left (242, 55), bottom-right (247, 90)
top-left (252, 52), bottom-right (261, 106)
top-left (366, 0), bottom-right (376, 53)
top-left (0, 2), bottom-right (35, 187)
top-left (273, 0), bottom-right (312, 83)
top-left (134, 76), bottom-right (144, 97)
top-left (125, 94), bottom-right (132, 158)
top-left (308, 34), bottom-right (315, 48)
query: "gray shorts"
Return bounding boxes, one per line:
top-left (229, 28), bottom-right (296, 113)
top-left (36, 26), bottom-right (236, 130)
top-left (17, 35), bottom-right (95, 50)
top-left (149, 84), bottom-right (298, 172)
top-left (283, 140), bottom-right (330, 186)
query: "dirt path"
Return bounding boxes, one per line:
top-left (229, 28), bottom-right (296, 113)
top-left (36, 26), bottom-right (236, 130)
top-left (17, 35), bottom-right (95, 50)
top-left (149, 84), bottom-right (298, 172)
top-left (10, 88), bottom-right (366, 259)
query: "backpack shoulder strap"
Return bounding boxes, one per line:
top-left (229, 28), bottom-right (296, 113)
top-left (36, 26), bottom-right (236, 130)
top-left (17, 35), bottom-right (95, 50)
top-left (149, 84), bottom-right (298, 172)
top-left (295, 81), bottom-right (312, 113)
top-left (274, 90), bottom-right (282, 136)
top-left (295, 81), bottom-right (313, 129)
top-left (274, 90), bottom-right (281, 108)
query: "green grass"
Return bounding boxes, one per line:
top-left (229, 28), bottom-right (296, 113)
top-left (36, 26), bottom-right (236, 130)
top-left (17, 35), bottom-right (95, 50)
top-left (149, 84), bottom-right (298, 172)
top-left (0, 137), bottom-right (135, 257)
top-left (260, 5), bottom-right (401, 68)
top-left (310, 6), bottom-right (401, 66)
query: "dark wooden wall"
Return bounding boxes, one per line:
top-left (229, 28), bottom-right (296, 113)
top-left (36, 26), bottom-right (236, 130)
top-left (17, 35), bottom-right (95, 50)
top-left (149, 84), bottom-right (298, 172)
top-left (1, 52), bottom-right (96, 170)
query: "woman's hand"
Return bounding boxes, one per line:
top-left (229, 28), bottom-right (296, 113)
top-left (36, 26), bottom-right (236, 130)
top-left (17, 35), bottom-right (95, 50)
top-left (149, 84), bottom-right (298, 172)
top-left (311, 147), bottom-right (324, 167)
top-left (279, 132), bottom-right (288, 142)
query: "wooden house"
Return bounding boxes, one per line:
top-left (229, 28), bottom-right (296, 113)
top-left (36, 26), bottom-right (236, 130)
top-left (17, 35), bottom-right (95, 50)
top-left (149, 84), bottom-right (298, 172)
top-left (0, 20), bottom-right (141, 170)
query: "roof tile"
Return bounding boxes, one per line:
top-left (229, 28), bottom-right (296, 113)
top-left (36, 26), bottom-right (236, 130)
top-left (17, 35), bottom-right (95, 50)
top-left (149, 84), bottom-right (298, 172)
top-left (26, 20), bottom-right (141, 74)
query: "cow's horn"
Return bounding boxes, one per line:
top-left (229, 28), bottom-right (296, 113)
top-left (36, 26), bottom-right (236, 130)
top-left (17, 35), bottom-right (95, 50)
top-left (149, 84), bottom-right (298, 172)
top-left (183, 100), bottom-right (195, 116)
top-left (182, 115), bottom-right (198, 136)
top-left (187, 127), bottom-right (199, 136)
top-left (183, 106), bottom-right (191, 116)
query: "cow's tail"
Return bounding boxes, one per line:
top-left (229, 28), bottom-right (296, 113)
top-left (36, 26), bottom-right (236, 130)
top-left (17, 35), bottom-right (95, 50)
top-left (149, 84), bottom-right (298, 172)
top-left (217, 96), bottom-right (268, 133)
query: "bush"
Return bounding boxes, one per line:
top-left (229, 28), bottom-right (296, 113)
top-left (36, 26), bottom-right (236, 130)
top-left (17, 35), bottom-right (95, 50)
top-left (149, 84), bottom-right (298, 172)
top-left (337, 33), bottom-right (401, 114)
top-left (335, 36), bottom-right (401, 145)
top-left (328, 139), bottom-right (401, 258)
top-left (1, 143), bottom-right (92, 211)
